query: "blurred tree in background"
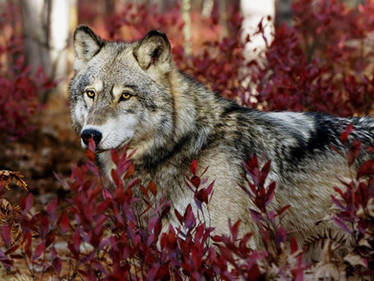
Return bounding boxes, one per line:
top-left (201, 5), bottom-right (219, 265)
top-left (20, 0), bottom-right (77, 101)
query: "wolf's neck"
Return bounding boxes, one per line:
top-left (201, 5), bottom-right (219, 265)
top-left (135, 70), bottom-right (222, 171)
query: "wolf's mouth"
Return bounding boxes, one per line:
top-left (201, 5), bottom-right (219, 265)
top-left (95, 138), bottom-right (130, 153)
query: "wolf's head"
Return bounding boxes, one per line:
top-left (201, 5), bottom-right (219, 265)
top-left (69, 26), bottom-right (176, 153)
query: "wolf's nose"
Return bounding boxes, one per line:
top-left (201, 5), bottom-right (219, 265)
top-left (81, 129), bottom-right (102, 146)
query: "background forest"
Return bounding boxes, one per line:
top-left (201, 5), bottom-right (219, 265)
top-left (0, 0), bottom-right (374, 280)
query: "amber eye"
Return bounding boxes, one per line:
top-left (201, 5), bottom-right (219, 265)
top-left (85, 89), bottom-right (95, 99)
top-left (120, 91), bottom-right (133, 101)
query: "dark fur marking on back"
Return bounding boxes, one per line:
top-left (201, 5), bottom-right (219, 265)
top-left (221, 102), bottom-right (252, 117)
top-left (288, 113), bottom-right (341, 161)
top-left (234, 114), bottom-right (258, 164)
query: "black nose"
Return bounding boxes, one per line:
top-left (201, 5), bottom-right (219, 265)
top-left (81, 129), bottom-right (102, 146)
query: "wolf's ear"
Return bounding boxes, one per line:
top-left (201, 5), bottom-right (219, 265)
top-left (73, 25), bottom-right (104, 70)
top-left (133, 30), bottom-right (171, 72)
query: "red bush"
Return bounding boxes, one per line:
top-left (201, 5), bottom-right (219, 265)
top-left (249, 0), bottom-right (374, 116)
top-left (1, 139), bottom-right (305, 280)
top-left (330, 126), bottom-right (374, 276)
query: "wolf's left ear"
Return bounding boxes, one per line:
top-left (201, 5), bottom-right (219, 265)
top-left (133, 30), bottom-right (171, 72)
top-left (73, 25), bottom-right (104, 70)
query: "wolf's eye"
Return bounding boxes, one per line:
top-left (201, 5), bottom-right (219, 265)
top-left (119, 91), bottom-right (133, 101)
top-left (85, 90), bottom-right (96, 99)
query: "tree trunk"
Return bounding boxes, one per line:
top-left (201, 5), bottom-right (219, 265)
top-left (181, 0), bottom-right (191, 55)
top-left (240, 0), bottom-right (275, 102)
top-left (201, 0), bottom-right (214, 17)
top-left (21, 0), bottom-right (76, 102)
top-left (240, 0), bottom-right (275, 64)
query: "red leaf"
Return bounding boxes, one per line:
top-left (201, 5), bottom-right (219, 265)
top-left (259, 160), bottom-right (272, 186)
top-left (174, 209), bottom-right (183, 224)
top-left (115, 186), bottom-right (125, 204)
top-left (110, 149), bottom-right (120, 165)
top-left (140, 185), bottom-right (149, 199)
top-left (276, 205), bottom-right (290, 217)
top-left (5, 244), bottom-right (21, 255)
top-left (265, 182), bottom-right (276, 205)
top-left (73, 230), bottom-right (81, 253)
top-left (183, 204), bottom-right (196, 229)
top-left (275, 226), bottom-right (287, 246)
top-left (111, 169), bottom-right (122, 187)
top-left (190, 159), bottom-right (198, 175)
top-left (365, 145), bottom-right (374, 154)
top-left (195, 188), bottom-right (208, 205)
top-left (194, 224), bottom-right (205, 242)
top-left (294, 269), bottom-right (304, 281)
top-left (357, 182), bottom-right (368, 206)
top-left (290, 236), bottom-right (298, 254)
top-left (358, 159), bottom-right (374, 178)
top-left (34, 241), bottom-right (45, 258)
top-left (206, 180), bottom-right (215, 195)
top-left (0, 258), bottom-right (13, 268)
top-left (9, 254), bottom-right (23, 259)
top-left (330, 195), bottom-right (345, 210)
top-left (46, 231), bottom-right (56, 247)
top-left (53, 258), bottom-right (62, 276)
top-left (334, 186), bottom-right (346, 200)
top-left (127, 178), bottom-right (140, 189)
top-left (190, 176), bottom-right (201, 188)
top-left (247, 155), bottom-right (258, 171)
top-left (348, 140), bottom-right (361, 166)
top-left (1, 225), bottom-right (11, 248)
top-left (85, 148), bottom-right (96, 162)
top-left (333, 216), bottom-right (352, 233)
top-left (25, 231), bottom-right (32, 258)
top-left (247, 264), bottom-right (261, 281)
top-left (212, 235), bottom-right (223, 242)
top-left (167, 227), bottom-right (177, 247)
top-left (148, 181), bottom-right (157, 196)
top-left (229, 219), bottom-right (241, 240)
top-left (97, 202), bottom-right (108, 214)
top-left (25, 193), bottom-right (33, 212)
top-left (340, 123), bottom-right (353, 144)
top-left (250, 209), bottom-right (261, 223)
top-left (124, 163), bottom-right (134, 179)
top-left (59, 212), bottom-right (70, 233)
top-left (47, 198), bottom-right (58, 221)
top-left (102, 189), bottom-right (113, 201)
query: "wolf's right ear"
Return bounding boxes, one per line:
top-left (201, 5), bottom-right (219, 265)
top-left (73, 25), bottom-right (104, 70)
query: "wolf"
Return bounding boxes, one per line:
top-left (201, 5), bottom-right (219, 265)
top-left (69, 25), bottom-right (374, 250)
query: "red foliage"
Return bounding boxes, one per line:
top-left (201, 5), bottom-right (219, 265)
top-left (0, 140), bottom-right (308, 279)
top-left (0, 2), bottom-right (55, 141)
top-left (249, 0), bottom-right (374, 116)
top-left (330, 128), bottom-right (374, 275)
top-left (2, 0), bottom-right (374, 279)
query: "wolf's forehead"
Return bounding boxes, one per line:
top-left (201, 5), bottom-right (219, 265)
top-left (93, 66), bottom-right (145, 87)
top-left (87, 48), bottom-right (144, 82)
top-left (97, 43), bottom-right (138, 69)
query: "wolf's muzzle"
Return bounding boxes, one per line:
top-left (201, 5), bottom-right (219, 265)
top-left (81, 129), bottom-right (102, 146)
